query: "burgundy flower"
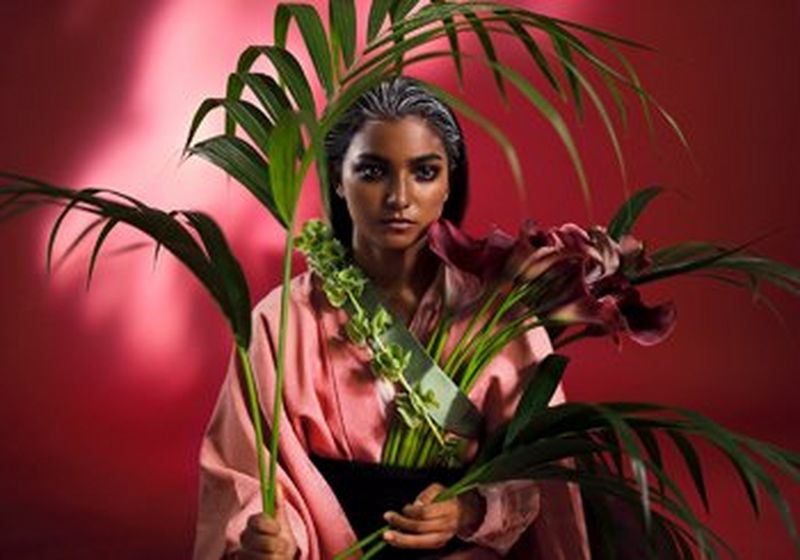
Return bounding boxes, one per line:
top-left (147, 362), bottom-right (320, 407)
top-left (507, 220), bottom-right (675, 347)
top-left (504, 220), bottom-right (609, 284)
top-left (428, 219), bottom-right (516, 311)
top-left (428, 219), bottom-right (515, 282)
top-left (616, 288), bottom-right (676, 345)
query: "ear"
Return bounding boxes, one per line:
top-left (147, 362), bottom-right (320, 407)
top-left (443, 189), bottom-right (449, 202)
top-left (336, 184), bottom-right (345, 199)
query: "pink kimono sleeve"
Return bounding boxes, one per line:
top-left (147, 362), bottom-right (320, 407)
top-left (192, 347), bottom-right (313, 560)
top-left (457, 326), bottom-right (591, 559)
top-left (192, 284), bottom-right (356, 560)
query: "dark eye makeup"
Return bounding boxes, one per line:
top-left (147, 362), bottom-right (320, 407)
top-left (353, 162), bottom-right (441, 183)
top-left (354, 162), bottom-right (385, 182)
top-left (413, 164), bottom-right (441, 182)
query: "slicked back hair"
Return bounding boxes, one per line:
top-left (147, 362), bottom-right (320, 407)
top-left (323, 75), bottom-right (469, 248)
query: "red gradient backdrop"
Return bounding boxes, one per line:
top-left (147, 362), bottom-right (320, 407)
top-left (1, 1), bottom-right (798, 558)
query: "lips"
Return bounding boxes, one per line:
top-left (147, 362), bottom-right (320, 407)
top-left (380, 217), bottom-right (416, 231)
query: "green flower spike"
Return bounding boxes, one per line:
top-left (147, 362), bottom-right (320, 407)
top-left (371, 305), bottom-right (393, 336)
top-left (373, 342), bottom-right (411, 382)
top-left (345, 308), bottom-right (372, 345)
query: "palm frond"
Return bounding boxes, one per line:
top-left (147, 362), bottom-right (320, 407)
top-left (329, 0), bottom-right (356, 74)
top-left (0, 173), bottom-right (252, 347)
top-left (229, 45), bottom-right (316, 128)
top-left (187, 135), bottom-right (286, 227)
top-left (607, 185), bottom-right (664, 240)
top-left (274, 3), bottom-right (335, 98)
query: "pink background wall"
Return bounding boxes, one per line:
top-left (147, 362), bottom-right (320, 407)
top-left (1, 1), bottom-right (798, 558)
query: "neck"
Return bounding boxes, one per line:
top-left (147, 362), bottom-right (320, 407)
top-left (352, 235), bottom-right (439, 322)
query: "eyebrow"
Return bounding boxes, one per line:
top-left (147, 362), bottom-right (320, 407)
top-left (355, 152), bottom-right (444, 164)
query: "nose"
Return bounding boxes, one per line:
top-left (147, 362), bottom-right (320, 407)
top-left (385, 172), bottom-right (411, 210)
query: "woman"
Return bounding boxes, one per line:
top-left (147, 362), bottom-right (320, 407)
top-left (193, 76), bottom-right (590, 560)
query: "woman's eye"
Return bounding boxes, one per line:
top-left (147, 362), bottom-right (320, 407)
top-left (355, 163), bottom-right (384, 182)
top-left (414, 165), bottom-right (440, 182)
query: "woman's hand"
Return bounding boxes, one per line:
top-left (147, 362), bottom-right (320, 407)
top-left (382, 483), bottom-right (486, 549)
top-left (237, 487), bottom-right (298, 560)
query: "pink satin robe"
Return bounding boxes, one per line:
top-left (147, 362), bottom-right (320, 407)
top-left (193, 259), bottom-right (590, 560)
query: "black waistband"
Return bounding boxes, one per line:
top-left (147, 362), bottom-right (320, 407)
top-left (310, 453), bottom-right (470, 559)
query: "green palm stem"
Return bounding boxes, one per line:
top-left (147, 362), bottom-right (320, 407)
top-left (332, 524), bottom-right (388, 560)
top-left (265, 127), bottom-right (318, 515)
top-left (384, 420), bottom-right (407, 464)
top-left (381, 418), bottom-right (400, 463)
top-left (398, 424), bottom-right (421, 466)
top-left (429, 315), bottom-right (453, 364)
top-left (382, 282), bottom-right (534, 467)
top-left (236, 344), bottom-right (270, 513)
top-left (266, 212), bottom-right (298, 516)
top-left (444, 282), bottom-right (533, 380)
top-left (360, 541), bottom-right (388, 560)
top-left (440, 286), bottom-right (501, 374)
top-left (424, 309), bottom-right (453, 361)
top-left (455, 300), bottom-right (563, 391)
top-left (413, 430), bottom-right (437, 467)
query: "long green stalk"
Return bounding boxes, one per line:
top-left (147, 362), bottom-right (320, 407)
top-left (236, 344), bottom-right (270, 514)
top-left (333, 524), bottom-right (388, 560)
top-left (446, 282), bottom-right (529, 380)
top-left (266, 211), bottom-right (297, 516)
top-left (441, 287), bottom-right (499, 373)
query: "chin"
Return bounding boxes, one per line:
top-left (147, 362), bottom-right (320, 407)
top-left (373, 229), bottom-right (427, 252)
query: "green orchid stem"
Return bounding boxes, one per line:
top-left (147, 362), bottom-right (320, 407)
top-left (333, 524), bottom-right (388, 560)
top-left (236, 344), bottom-right (270, 514)
top-left (442, 286), bottom-right (499, 373)
top-left (448, 282), bottom-right (529, 382)
top-left (267, 211), bottom-right (298, 516)
top-left (361, 541), bottom-right (389, 559)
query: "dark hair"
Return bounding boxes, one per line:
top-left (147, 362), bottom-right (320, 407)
top-left (323, 75), bottom-right (469, 248)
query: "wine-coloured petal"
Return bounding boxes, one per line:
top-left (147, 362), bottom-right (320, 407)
top-left (617, 289), bottom-right (677, 346)
top-left (428, 218), bottom-right (515, 280)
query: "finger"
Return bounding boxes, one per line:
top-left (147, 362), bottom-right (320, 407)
top-left (384, 510), bottom-right (458, 535)
top-left (401, 499), bottom-right (457, 520)
top-left (383, 528), bottom-right (452, 549)
top-left (414, 483), bottom-right (446, 506)
top-left (246, 513), bottom-right (282, 536)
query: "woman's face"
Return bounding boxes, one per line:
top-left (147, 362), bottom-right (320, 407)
top-left (337, 116), bottom-right (450, 254)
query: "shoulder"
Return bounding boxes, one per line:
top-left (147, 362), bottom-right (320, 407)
top-left (252, 270), bottom-right (320, 321)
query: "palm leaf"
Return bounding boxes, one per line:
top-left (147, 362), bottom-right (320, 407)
top-left (329, 0), bottom-right (356, 74)
top-left (550, 26), bottom-right (584, 118)
top-left (366, 0), bottom-right (394, 43)
top-left (607, 185), bottom-right (665, 240)
top-left (274, 3), bottom-right (335, 98)
top-left (185, 97), bottom-right (274, 155)
top-left (462, 6), bottom-right (507, 103)
top-left (233, 72), bottom-right (294, 123)
top-left (0, 174), bottom-right (252, 346)
top-left (228, 45), bottom-right (316, 133)
top-left (86, 218), bottom-right (120, 288)
top-left (490, 6), bottom-right (562, 96)
top-left (666, 429), bottom-right (710, 512)
top-left (268, 111), bottom-right (303, 222)
top-left (188, 135), bottom-right (287, 227)
top-left (503, 354), bottom-right (568, 449)
top-left (431, 0), bottom-right (464, 87)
